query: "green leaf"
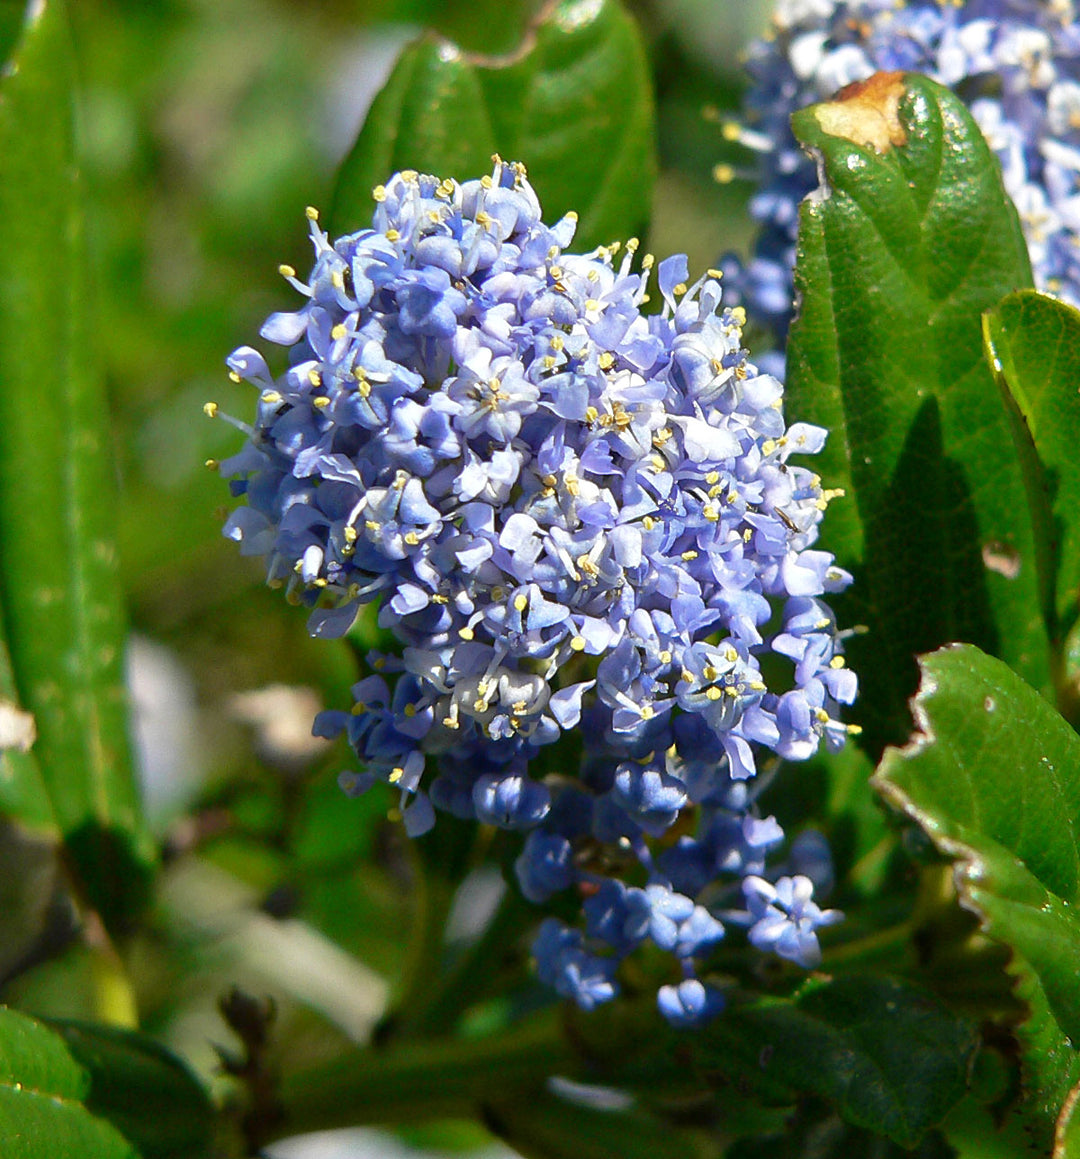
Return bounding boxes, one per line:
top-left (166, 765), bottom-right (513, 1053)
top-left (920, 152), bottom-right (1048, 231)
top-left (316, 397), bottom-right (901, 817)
top-left (697, 976), bottom-right (976, 1148)
top-left (943, 1091), bottom-right (1042, 1158)
top-left (874, 644), bottom-right (1080, 1149)
top-left (727, 1116), bottom-right (956, 1159)
top-left (48, 1021), bottom-right (214, 1159)
top-left (0, 0), bottom-right (154, 928)
top-left (785, 73), bottom-right (1048, 752)
top-left (983, 291), bottom-right (1080, 642)
top-left (0, 1007), bottom-right (139, 1158)
top-left (335, 35), bottom-right (496, 222)
top-left (332, 0), bottom-right (655, 251)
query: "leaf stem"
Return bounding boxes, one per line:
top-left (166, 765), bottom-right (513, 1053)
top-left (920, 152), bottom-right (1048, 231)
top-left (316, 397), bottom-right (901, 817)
top-left (822, 919), bottom-right (915, 967)
top-left (390, 838), bottom-right (458, 1021)
top-left (400, 885), bottom-right (536, 1038)
top-left (83, 912), bottom-right (138, 1028)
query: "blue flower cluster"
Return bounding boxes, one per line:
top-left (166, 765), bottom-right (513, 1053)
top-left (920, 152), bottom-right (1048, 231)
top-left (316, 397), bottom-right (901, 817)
top-left (216, 160), bottom-right (852, 1023)
top-left (727, 0), bottom-right (1080, 343)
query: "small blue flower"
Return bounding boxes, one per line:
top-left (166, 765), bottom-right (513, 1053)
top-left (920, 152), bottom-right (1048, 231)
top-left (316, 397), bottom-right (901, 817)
top-left (657, 979), bottom-right (725, 1027)
top-left (742, 874), bottom-right (843, 968)
top-left (609, 762), bottom-right (688, 837)
top-left (473, 771), bottom-right (551, 829)
top-left (515, 830), bottom-right (576, 903)
top-left (534, 919), bottom-right (619, 1010)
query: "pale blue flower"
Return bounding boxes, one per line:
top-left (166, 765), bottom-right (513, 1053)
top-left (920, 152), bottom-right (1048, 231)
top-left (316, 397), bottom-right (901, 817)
top-left (218, 160), bottom-right (855, 1023)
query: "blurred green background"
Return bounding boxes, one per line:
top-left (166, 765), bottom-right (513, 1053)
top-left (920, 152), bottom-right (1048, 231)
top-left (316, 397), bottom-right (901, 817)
top-left (10, 0), bottom-right (772, 1152)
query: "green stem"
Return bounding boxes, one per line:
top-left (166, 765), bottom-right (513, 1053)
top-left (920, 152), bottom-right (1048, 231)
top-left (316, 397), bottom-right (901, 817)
top-left (390, 838), bottom-right (458, 1018)
top-left (823, 920), bottom-right (915, 968)
top-left (269, 1011), bottom-right (575, 1140)
top-left (402, 886), bottom-right (536, 1038)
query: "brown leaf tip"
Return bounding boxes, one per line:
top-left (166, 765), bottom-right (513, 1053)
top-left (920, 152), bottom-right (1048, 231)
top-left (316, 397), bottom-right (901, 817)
top-left (813, 71), bottom-right (908, 153)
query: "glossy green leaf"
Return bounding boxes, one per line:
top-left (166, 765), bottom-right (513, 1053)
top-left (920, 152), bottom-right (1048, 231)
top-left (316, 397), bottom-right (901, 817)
top-left (335, 35), bottom-right (496, 222)
top-left (785, 73), bottom-right (1047, 753)
top-left (943, 1092), bottom-right (1042, 1158)
top-left (332, 0), bottom-right (655, 250)
top-left (48, 1021), bottom-right (214, 1159)
top-left (561, 995), bottom-right (788, 1134)
top-left (697, 975), bottom-right (976, 1148)
top-left (0, 0), bottom-right (154, 928)
top-left (727, 1117), bottom-right (956, 1159)
top-left (983, 290), bottom-right (1080, 641)
top-left (874, 644), bottom-right (1080, 1149)
top-left (0, 1007), bottom-right (139, 1158)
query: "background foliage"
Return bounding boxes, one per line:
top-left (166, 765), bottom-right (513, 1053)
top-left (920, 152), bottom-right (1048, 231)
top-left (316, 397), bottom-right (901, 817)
top-left (4, 0), bottom-right (1080, 1155)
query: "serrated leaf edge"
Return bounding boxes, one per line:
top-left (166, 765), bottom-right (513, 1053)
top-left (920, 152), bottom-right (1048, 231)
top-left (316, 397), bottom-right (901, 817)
top-left (871, 646), bottom-right (1080, 1129)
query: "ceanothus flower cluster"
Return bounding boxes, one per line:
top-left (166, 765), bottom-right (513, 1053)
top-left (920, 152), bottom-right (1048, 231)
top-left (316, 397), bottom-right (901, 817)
top-left (215, 159), bottom-right (852, 1024)
top-left (725, 0), bottom-right (1080, 343)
